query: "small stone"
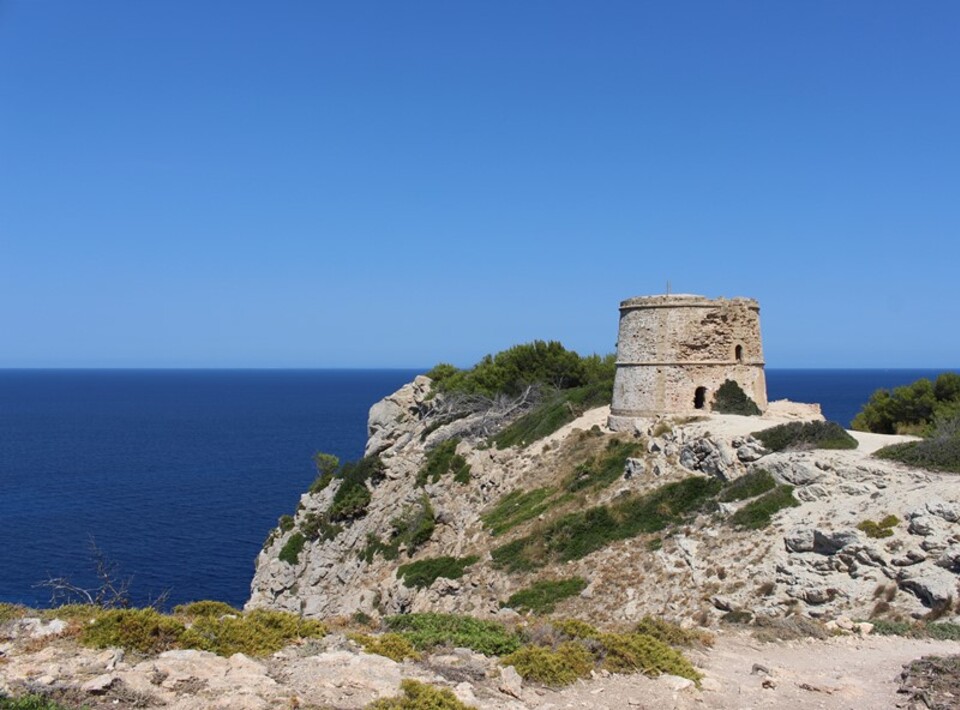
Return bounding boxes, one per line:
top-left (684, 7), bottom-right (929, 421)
top-left (499, 665), bottom-right (523, 699)
top-left (762, 678), bottom-right (778, 689)
top-left (660, 674), bottom-right (695, 691)
top-left (82, 673), bottom-right (116, 694)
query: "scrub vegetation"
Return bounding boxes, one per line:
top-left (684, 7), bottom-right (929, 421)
top-left (753, 420), bottom-right (858, 451)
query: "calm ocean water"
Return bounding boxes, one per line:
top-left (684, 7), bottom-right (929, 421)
top-left (0, 368), bottom-right (955, 609)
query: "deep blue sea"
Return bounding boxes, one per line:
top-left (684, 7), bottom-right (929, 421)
top-left (0, 368), bottom-right (955, 609)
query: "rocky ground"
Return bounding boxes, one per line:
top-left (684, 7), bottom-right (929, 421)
top-left (2, 615), bottom-right (959, 709)
top-left (249, 376), bottom-right (960, 627)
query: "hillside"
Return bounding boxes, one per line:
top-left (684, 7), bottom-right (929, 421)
top-left (249, 375), bottom-right (960, 628)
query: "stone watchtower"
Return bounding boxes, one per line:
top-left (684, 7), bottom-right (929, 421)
top-left (608, 294), bottom-right (767, 431)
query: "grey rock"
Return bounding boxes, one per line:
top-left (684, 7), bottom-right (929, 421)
top-left (909, 515), bottom-right (937, 536)
top-left (927, 500), bottom-right (960, 523)
top-left (795, 484), bottom-right (830, 502)
top-left (898, 567), bottom-right (959, 607)
top-left (499, 665), bottom-right (524, 699)
top-left (784, 528), bottom-right (816, 553)
top-left (813, 529), bottom-right (861, 555)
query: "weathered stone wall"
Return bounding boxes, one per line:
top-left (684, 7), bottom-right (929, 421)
top-left (609, 294), bottom-right (766, 427)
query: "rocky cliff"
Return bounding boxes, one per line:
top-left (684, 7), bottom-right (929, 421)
top-left (248, 376), bottom-right (960, 628)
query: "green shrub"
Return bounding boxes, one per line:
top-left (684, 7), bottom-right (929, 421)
top-left (853, 373), bottom-right (960, 434)
top-left (385, 613), bottom-right (521, 656)
top-left (504, 578), bottom-right (588, 614)
top-left (432, 341), bottom-right (595, 398)
top-left (493, 381), bottom-right (614, 449)
top-left (0, 602), bottom-right (28, 623)
top-left (633, 616), bottom-right (713, 647)
top-left (712, 380), bottom-right (761, 416)
top-left (875, 437), bottom-right (960, 473)
top-left (310, 452), bottom-right (340, 493)
top-left (328, 455), bottom-right (385, 521)
top-left (361, 495), bottom-right (436, 563)
top-left (729, 486), bottom-right (798, 529)
top-left (500, 642), bottom-right (594, 686)
top-left (492, 477), bottom-right (722, 572)
top-left (597, 632), bottom-right (701, 682)
top-left (79, 608), bottom-right (185, 654)
top-left (367, 679), bottom-right (477, 710)
top-left (857, 516), bottom-right (900, 538)
top-left (348, 632), bottom-right (421, 662)
top-left (300, 512), bottom-right (343, 542)
top-left (718, 469), bottom-right (776, 502)
top-left (753, 420), bottom-right (858, 452)
top-left (180, 609), bottom-right (326, 656)
top-left (278, 514), bottom-right (295, 532)
top-left (417, 439), bottom-right (471, 486)
top-left (279, 532), bottom-right (306, 565)
top-left (870, 619), bottom-right (960, 640)
top-left (173, 600), bottom-right (238, 617)
top-left (481, 487), bottom-right (556, 536)
top-left (564, 439), bottom-right (644, 492)
top-left (0, 696), bottom-right (76, 710)
top-left (552, 618), bottom-right (600, 640)
top-left (397, 556), bottom-right (479, 589)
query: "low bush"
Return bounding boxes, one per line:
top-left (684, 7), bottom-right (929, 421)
top-left (278, 532), bottom-right (306, 565)
top-left (396, 556), bottom-right (479, 589)
top-left (180, 609), bottom-right (325, 656)
top-left (717, 469), bottom-right (776, 502)
top-left (79, 608), bottom-right (185, 654)
top-left (503, 578), bottom-right (588, 614)
top-left (300, 512), bottom-right (343, 542)
top-left (564, 439), bottom-right (644, 492)
top-left (328, 455), bottom-right (385, 521)
top-left (875, 437), bottom-right (960, 473)
top-left (633, 616), bottom-right (713, 648)
top-left (416, 439), bottom-right (470, 486)
top-left (173, 600), bottom-right (238, 618)
top-left (309, 452), bottom-right (340, 493)
top-left (712, 380), bottom-right (761, 416)
top-left (551, 618), bottom-right (600, 640)
top-left (0, 696), bottom-right (75, 710)
top-left (729, 486), bottom-right (798, 529)
top-left (348, 632), bottom-right (421, 662)
top-left (870, 619), bottom-right (960, 640)
top-left (0, 602), bottom-right (28, 623)
top-left (857, 515), bottom-right (900, 539)
top-left (278, 515), bottom-right (295, 532)
top-left (367, 679), bottom-right (476, 710)
top-left (361, 495), bottom-right (435, 563)
top-left (596, 632), bottom-right (701, 682)
top-left (493, 381), bottom-right (613, 449)
top-left (385, 613), bottom-right (521, 656)
top-left (492, 477), bottom-right (721, 572)
top-left (500, 642), bottom-right (594, 686)
top-left (481, 487), bottom-right (556, 536)
top-left (753, 420), bottom-right (858, 452)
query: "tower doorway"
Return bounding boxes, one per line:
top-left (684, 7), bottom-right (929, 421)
top-left (694, 386), bottom-right (707, 410)
top-left (735, 344), bottom-right (743, 363)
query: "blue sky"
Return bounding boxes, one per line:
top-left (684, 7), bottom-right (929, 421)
top-left (1, 2), bottom-right (957, 368)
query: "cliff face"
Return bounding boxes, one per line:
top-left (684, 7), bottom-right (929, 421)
top-left (248, 377), bottom-right (960, 627)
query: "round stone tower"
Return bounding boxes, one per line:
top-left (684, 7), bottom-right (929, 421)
top-left (608, 294), bottom-right (767, 430)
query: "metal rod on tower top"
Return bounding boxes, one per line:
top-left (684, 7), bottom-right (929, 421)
top-left (666, 281), bottom-right (671, 295)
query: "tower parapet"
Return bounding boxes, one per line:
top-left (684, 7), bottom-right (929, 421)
top-left (608, 294), bottom-right (767, 430)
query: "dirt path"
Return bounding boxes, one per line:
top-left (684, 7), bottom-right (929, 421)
top-left (531, 632), bottom-right (960, 710)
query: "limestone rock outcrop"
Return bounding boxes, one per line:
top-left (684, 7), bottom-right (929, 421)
top-left (249, 376), bottom-right (960, 628)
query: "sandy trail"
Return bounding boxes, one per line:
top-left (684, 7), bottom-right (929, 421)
top-left (531, 632), bottom-right (960, 709)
